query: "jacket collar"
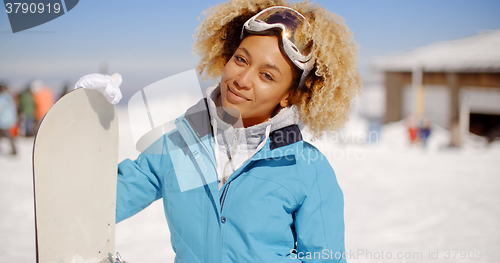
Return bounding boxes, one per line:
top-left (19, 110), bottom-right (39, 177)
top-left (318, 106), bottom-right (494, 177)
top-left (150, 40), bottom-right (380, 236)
top-left (183, 98), bottom-right (213, 140)
top-left (182, 98), bottom-right (303, 155)
top-left (250, 125), bottom-right (304, 161)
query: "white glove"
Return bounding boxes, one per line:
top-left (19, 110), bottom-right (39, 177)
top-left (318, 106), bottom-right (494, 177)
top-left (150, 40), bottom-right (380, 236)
top-left (75, 73), bottom-right (123, 104)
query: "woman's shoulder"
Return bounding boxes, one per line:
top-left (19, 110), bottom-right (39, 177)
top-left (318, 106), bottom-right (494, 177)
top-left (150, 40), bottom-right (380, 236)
top-left (297, 141), bottom-right (333, 170)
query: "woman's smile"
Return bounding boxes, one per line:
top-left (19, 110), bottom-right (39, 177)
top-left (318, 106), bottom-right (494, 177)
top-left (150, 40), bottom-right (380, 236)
top-left (226, 85), bottom-right (250, 103)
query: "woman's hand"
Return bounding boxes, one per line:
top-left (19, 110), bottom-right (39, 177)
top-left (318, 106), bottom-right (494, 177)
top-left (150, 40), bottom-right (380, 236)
top-left (74, 73), bottom-right (123, 104)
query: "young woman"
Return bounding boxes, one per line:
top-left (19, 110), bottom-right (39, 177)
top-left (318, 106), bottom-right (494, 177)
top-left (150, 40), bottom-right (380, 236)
top-left (114, 0), bottom-right (361, 262)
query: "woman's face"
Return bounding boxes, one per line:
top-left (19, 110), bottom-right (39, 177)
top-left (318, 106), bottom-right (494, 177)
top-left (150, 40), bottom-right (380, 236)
top-left (220, 35), bottom-right (296, 127)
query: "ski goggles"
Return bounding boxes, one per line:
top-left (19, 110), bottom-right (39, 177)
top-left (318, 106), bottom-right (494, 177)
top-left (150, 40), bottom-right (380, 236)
top-left (241, 6), bottom-right (315, 88)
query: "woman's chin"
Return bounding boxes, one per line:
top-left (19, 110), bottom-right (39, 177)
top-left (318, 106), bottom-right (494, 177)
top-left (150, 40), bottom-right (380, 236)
top-left (221, 97), bottom-right (240, 111)
top-left (223, 105), bottom-right (242, 117)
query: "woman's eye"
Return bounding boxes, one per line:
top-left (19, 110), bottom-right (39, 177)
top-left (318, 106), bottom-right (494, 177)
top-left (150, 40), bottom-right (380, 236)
top-left (235, 56), bottom-right (246, 64)
top-left (262, 73), bottom-right (274, 81)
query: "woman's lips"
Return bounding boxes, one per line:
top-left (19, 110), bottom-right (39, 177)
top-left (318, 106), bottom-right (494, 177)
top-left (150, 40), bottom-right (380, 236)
top-left (227, 86), bottom-right (249, 103)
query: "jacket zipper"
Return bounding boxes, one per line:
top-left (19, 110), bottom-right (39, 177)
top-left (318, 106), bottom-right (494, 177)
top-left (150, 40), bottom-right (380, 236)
top-left (219, 182), bottom-right (231, 213)
top-left (220, 127), bottom-right (241, 213)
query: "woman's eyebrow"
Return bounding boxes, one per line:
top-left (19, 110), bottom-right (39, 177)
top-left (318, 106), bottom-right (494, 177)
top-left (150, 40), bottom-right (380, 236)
top-left (240, 47), bottom-right (252, 59)
top-left (263, 63), bottom-right (282, 76)
top-left (240, 47), bottom-right (282, 75)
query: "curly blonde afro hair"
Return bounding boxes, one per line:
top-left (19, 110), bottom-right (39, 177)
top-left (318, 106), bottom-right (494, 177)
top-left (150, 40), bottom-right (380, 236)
top-left (193, 0), bottom-right (361, 137)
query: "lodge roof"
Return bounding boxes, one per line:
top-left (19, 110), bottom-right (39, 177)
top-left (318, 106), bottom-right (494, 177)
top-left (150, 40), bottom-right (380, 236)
top-left (371, 29), bottom-right (500, 72)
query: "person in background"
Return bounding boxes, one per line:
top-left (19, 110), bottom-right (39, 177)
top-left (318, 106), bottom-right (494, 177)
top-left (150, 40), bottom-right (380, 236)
top-left (406, 114), bottom-right (419, 145)
top-left (30, 80), bottom-right (55, 125)
top-left (18, 86), bottom-right (37, 137)
top-left (419, 117), bottom-right (432, 148)
top-left (0, 83), bottom-right (18, 155)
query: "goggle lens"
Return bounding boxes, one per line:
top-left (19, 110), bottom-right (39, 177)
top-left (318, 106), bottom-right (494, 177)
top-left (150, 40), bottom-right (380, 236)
top-left (255, 8), bottom-right (313, 56)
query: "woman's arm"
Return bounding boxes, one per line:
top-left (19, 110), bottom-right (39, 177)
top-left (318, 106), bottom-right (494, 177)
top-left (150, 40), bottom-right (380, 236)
top-left (115, 136), bottom-right (168, 223)
top-left (293, 156), bottom-right (347, 262)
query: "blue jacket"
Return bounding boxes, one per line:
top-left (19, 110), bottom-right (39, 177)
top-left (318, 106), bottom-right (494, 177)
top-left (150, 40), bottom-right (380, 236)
top-left (116, 99), bottom-right (346, 262)
top-left (0, 92), bottom-right (17, 130)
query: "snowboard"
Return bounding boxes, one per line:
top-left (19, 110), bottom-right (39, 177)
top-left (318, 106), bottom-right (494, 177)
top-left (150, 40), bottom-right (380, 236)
top-left (33, 88), bottom-right (119, 263)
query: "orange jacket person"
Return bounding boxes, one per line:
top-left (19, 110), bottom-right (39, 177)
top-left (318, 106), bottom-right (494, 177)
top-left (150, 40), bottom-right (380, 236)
top-left (30, 80), bottom-right (55, 122)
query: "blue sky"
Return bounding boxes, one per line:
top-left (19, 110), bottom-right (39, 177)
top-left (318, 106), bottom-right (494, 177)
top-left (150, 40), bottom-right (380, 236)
top-left (1, 0), bottom-right (499, 100)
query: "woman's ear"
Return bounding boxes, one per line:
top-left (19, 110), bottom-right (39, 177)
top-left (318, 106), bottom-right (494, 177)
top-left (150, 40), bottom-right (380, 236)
top-left (280, 97), bottom-right (288, 107)
top-left (279, 90), bottom-right (293, 107)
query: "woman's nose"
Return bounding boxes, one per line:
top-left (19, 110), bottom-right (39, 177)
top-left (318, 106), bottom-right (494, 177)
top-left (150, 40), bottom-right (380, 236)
top-left (234, 68), bottom-right (252, 90)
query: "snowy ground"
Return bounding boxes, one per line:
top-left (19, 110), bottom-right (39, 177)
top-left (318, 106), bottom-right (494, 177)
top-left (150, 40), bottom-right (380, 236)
top-left (1, 104), bottom-right (499, 263)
